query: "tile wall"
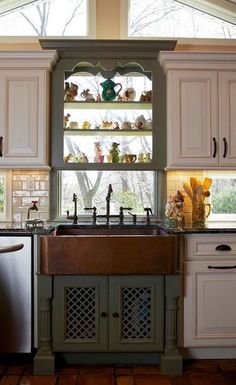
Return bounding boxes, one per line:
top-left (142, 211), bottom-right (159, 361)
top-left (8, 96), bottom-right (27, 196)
top-left (12, 170), bottom-right (50, 223)
top-left (10, 169), bottom-right (204, 224)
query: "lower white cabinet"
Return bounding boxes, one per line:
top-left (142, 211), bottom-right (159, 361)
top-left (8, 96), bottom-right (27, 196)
top-left (184, 234), bottom-right (236, 347)
top-left (52, 275), bottom-right (164, 352)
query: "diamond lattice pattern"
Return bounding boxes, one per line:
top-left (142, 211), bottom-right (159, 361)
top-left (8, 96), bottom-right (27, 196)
top-left (122, 287), bottom-right (152, 339)
top-left (65, 286), bottom-right (96, 340)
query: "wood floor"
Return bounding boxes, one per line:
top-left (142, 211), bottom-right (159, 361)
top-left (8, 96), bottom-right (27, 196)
top-left (1, 358), bottom-right (236, 384)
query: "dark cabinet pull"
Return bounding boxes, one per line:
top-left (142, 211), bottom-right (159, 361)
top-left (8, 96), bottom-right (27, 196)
top-left (112, 312), bottom-right (119, 318)
top-left (215, 244), bottom-right (231, 251)
top-left (223, 137), bottom-right (227, 158)
top-left (100, 312), bottom-right (107, 318)
top-left (212, 137), bottom-right (217, 158)
top-left (208, 265), bottom-right (236, 270)
top-left (0, 136), bottom-right (3, 157)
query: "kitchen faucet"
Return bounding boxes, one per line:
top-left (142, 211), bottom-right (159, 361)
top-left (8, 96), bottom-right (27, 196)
top-left (27, 201), bottom-right (38, 220)
top-left (67, 193), bottom-right (79, 224)
top-left (84, 184), bottom-right (134, 225)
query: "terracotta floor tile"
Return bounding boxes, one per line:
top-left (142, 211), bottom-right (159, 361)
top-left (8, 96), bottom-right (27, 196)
top-left (189, 373), bottom-right (228, 385)
top-left (6, 365), bottom-right (24, 374)
top-left (79, 374), bottom-right (114, 385)
top-left (135, 374), bottom-right (172, 385)
top-left (79, 366), bottom-right (114, 374)
top-left (0, 375), bottom-right (22, 385)
top-left (171, 375), bottom-right (191, 385)
top-left (134, 365), bottom-right (160, 374)
top-left (221, 373), bottom-right (236, 385)
top-left (116, 375), bottom-right (134, 385)
top-left (183, 360), bottom-right (219, 374)
top-left (115, 367), bottom-right (133, 375)
top-left (19, 374), bottom-right (57, 385)
top-left (217, 359), bottom-right (236, 373)
top-left (57, 366), bottom-right (80, 374)
top-left (57, 374), bottom-right (79, 385)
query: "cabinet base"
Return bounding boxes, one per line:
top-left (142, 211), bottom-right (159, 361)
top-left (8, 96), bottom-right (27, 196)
top-left (160, 353), bottom-right (183, 375)
top-left (33, 353), bottom-right (55, 375)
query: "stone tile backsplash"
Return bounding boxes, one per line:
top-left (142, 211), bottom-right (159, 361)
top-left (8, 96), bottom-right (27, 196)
top-left (12, 170), bottom-right (49, 223)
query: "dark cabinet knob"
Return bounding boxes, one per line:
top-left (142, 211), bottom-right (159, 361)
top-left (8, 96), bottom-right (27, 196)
top-left (112, 312), bottom-right (119, 318)
top-left (100, 312), bottom-right (107, 318)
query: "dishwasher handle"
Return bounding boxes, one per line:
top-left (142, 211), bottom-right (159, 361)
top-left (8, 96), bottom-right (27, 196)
top-left (0, 243), bottom-right (24, 254)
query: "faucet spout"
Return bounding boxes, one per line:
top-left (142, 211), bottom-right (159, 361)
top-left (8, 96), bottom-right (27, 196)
top-left (27, 201), bottom-right (38, 220)
top-left (106, 184), bottom-right (113, 223)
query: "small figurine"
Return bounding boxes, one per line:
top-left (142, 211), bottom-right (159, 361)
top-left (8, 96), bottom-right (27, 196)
top-left (113, 121), bottom-right (120, 130)
top-left (139, 90), bottom-right (152, 102)
top-left (122, 87), bottom-right (136, 101)
top-left (64, 82), bottom-right (78, 101)
top-left (109, 142), bottom-right (120, 163)
top-left (94, 142), bottom-right (103, 163)
top-left (64, 153), bottom-right (74, 163)
top-left (79, 153), bottom-right (89, 163)
top-left (64, 113), bottom-right (71, 128)
top-left (96, 94), bottom-right (102, 102)
top-left (80, 89), bottom-right (95, 101)
top-left (102, 120), bottom-right (113, 129)
top-left (82, 121), bottom-right (91, 129)
top-left (145, 152), bottom-right (152, 162)
top-left (138, 152), bottom-right (146, 163)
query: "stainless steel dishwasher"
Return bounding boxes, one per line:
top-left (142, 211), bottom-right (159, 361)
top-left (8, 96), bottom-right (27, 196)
top-left (0, 235), bottom-right (32, 353)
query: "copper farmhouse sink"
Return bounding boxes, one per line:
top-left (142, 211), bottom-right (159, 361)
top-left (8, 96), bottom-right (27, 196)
top-left (40, 226), bottom-right (177, 275)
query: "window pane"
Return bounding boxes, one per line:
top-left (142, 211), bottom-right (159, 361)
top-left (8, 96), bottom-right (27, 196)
top-left (128, 0), bottom-right (236, 38)
top-left (59, 170), bottom-right (155, 217)
top-left (211, 177), bottom-right (236, 214)
top-left (0, 0), bottom-right (88, 36)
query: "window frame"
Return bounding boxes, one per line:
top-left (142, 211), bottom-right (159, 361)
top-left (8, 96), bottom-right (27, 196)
top-left (204, 170), bottom-right (236, 222)
top-left (120, 0), bottom-right (236, 43)
top-left (0, 0), bottom-right (96, 40)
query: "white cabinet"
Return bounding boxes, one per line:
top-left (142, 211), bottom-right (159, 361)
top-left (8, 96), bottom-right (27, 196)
top-left (159, 52), bottom-right (236, 169)
top-left (0, 52), bottom-right (57, 168)
top-left (184, 234), bottom-right (236, 348)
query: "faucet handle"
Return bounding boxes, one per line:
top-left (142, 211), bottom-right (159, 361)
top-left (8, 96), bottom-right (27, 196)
top-left (84, 207), bottom-right (97, 224)
top-left (144, 207), bottom-right (153, 224)
top-left (128, 211), bottom-right (137, 225)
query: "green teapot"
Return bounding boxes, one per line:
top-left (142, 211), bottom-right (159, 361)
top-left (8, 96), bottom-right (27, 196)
top-left (100, 78), bottom-right (122, 101)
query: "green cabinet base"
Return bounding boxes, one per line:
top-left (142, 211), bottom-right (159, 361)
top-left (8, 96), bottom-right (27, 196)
top-left (33, 353), bottom-right (55, 375)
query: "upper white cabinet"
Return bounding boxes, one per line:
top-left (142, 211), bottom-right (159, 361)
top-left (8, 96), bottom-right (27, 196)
top-left (0, 51), bottom-right (57, 168)
top-left (159, 52), bottom-right (236, 169)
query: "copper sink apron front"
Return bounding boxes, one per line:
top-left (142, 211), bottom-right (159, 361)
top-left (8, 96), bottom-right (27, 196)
top-left (40, 235), bottom-right (177, 275)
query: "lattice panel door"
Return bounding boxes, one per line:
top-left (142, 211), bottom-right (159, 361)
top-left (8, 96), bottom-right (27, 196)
top-left (109, 275), bottom-right (164, 352)
top-left (65, 286), bottom-right (96, 340)
top-left (53, 276), bottom-right (108, 352)
top-left (121, 286), bottom-right (152, 340)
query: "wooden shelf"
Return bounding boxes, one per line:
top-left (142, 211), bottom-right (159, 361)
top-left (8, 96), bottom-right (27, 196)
top-left (64, 128), bottom-right (152, 136)
top-left (64, 101), bottom-right (152, 110)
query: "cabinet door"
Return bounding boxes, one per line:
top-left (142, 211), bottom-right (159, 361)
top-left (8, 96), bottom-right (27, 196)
top-left (184, 261), bottom-right (236, 347)
top-left (219, 72), bottom-right (236, 166)
top-left (53, 276), bottom-right (108, 352)
top-left (109, 275), bottom-right (164, 352)
top-left (167, 70), bottom-right (218, 168)
top-left (0, 70), bottom-right (48, 167)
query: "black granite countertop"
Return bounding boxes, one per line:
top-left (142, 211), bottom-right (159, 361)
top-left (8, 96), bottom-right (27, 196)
top-left (159, 221), bottom-right (236, 234)
top-left (0, 221), bottom-right (236, 236)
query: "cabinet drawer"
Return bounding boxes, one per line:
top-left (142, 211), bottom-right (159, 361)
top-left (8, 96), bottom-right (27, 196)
top-left (185, 234), bottom-right (236, 260)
